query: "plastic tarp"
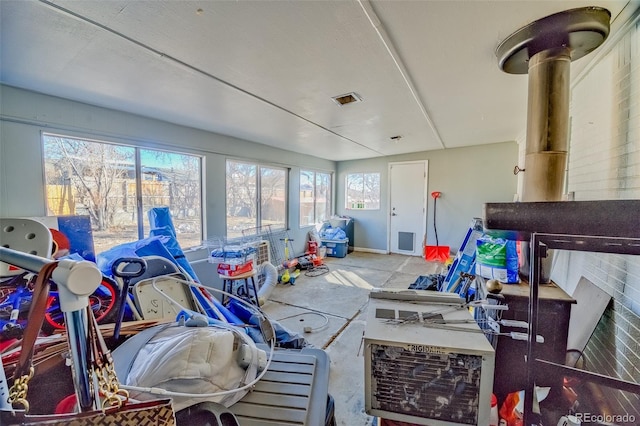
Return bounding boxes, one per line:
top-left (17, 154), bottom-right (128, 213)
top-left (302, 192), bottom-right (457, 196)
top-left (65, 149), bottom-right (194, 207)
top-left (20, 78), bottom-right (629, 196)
top-left (96, 236), bottom-right (178, 279)
top-left (408, 274), bottom-right (444, 291)
top-left (147, 207), bottom-right (176, 235)
top-left (319, 226), bottom-right (347, 241)
top-left (148, 226), bottom-right (199, 281)
top-left (227, 300), bottom-right (309, 349)
top-left (147, 207), bottom-right (199, 282)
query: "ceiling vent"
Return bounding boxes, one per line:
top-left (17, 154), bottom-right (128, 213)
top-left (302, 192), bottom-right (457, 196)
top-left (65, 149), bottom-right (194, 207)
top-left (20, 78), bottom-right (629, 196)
top-left (332, 92), bottom-right (362, 106)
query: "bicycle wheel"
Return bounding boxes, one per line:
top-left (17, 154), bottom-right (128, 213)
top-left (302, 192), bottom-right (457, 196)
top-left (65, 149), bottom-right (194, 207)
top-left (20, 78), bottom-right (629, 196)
top-left (42, 276), bottom-right (121, 334)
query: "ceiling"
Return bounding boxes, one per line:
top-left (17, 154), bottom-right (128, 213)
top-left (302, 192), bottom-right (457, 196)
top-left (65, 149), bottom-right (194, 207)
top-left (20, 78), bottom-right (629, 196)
top-left (1, 0), bottom-right (636, 161)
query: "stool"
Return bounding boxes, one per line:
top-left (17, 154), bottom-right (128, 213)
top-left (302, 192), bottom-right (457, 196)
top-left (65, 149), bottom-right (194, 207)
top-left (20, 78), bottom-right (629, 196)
top-left (219, 269), bottom-right (259, 306)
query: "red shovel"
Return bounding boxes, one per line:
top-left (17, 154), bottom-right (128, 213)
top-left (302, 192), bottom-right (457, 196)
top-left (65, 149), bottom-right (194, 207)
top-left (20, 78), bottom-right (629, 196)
top-left (424, 191), bottom-right (450, 262)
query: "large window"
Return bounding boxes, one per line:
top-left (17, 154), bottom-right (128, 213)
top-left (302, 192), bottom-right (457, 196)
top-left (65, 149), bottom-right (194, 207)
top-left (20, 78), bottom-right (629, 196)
top-left (300, 170), bottom-right (332, 227)
top-left (43, 134), bottom-right (203, 253)
top-left (346, 172), bottom-right (380, 210)
top-left (226, 160), bottom-right (287, 238)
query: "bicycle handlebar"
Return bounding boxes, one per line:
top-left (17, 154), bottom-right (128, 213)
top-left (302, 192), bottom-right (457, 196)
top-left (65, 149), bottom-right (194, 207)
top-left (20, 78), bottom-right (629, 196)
top-left (111, 257), bottom-right (147, 279)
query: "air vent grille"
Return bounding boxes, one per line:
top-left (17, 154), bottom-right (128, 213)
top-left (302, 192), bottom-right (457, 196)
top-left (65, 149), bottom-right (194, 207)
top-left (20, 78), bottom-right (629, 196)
top-left (370, 343), bottom-right (482, 425)
top-left (332, 92), bottom-right (362, 106)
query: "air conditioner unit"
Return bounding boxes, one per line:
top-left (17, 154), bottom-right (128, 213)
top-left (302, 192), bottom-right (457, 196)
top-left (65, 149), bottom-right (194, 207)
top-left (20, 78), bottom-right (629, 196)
top-left (364, 290), bottom-right (495, 426)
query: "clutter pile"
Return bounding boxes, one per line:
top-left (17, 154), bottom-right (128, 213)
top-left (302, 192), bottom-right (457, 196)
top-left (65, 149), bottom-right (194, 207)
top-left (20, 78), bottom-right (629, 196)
top-left (209, 244), bottom-right (256, 277)
top-left (0, 211), bottom-right (336, 426)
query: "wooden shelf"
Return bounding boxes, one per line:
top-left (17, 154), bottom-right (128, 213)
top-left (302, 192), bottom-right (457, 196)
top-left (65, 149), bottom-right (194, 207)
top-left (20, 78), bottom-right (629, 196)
top-left (498, 279), bottom-right (575, 303)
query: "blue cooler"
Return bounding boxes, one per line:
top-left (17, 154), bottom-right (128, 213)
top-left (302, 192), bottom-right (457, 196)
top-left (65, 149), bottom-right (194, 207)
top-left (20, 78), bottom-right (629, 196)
top-left (321, 238), bottom-right (349, 258)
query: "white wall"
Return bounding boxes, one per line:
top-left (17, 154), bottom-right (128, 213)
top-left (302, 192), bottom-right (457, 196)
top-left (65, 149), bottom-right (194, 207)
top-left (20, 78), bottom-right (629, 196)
top-left (0, 85), bottom-right (335, 257)
top-left (337, 142), bottom-right (519, 252)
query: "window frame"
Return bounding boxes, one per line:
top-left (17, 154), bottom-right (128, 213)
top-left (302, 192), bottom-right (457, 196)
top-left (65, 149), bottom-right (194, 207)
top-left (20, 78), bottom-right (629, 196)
top-left (299, 169), bottom-right (332, 228)
top-left (42, 132), bottom-right (204, 249)
top-left (225, 159), bottom-right (289, 238)
top-left (345, 172), bottom-right (381, 210)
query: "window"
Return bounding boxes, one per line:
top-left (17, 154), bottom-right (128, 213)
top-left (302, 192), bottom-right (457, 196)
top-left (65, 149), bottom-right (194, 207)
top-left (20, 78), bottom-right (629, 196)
top-left (226, 160), bottom-right (288, 238)
top-left (346, 172), bottom-right (380, 210)
top-left (300, 170), bottom-right (332, 227)
top-left (43, 134), bottom-right (203, 253)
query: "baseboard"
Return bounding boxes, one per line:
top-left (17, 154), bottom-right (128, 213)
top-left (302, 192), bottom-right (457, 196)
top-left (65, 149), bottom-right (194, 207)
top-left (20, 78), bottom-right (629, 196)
top-left (353, 247), bottom-right (388, 254)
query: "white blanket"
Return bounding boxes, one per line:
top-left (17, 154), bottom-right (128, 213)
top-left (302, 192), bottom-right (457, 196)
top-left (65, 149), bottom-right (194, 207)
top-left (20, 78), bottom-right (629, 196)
top-left (126, 326), bottom-right (260, 411)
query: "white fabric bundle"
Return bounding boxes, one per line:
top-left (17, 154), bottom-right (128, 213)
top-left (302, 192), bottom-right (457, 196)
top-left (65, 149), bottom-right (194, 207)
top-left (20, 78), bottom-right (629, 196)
top-left (123, 325), bottom-right (263, 411)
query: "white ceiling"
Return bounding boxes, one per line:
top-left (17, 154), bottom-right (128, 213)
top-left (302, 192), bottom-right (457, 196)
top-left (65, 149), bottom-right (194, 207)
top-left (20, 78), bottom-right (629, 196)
top-left (1, 0), bottom-right (636, 161)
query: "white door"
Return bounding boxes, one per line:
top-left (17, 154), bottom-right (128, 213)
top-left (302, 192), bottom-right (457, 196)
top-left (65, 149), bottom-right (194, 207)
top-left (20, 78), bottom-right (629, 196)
top-left (388, 161), bottom-right (427, 256)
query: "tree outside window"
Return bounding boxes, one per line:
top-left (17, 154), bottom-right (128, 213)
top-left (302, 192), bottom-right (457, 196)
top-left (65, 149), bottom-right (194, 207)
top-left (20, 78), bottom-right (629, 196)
top-left (226, 160), bottom-right (287, 238)
top-left (43, 134), bottom-right (203, 253)
top-left (346, 172), bottom-right (380, 210)
top-left (300, 170), bottom-right (332, 226)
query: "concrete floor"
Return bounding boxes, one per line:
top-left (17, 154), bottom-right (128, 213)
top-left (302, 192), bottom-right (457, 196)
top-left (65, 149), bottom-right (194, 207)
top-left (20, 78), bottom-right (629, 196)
top-left (260, 252), bottom-right (444, 426)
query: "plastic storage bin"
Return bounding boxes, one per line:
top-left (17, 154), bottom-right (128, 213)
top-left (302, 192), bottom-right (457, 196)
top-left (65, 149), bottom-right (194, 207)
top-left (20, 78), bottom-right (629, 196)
top-left (321, 239), bottom-right (348, 258)
top-left (327, 217), bottom-right (354, 253)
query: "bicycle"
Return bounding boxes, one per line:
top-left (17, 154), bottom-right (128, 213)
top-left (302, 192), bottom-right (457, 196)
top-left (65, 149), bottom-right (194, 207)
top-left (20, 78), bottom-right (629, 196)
top-left (0, 271), bottom-right (121, 340)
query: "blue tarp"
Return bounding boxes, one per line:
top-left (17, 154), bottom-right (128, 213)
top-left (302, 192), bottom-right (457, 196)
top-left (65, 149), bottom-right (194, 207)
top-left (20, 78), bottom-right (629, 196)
top-left (228, 299), bottom-right (309, 349)
top-left (147, 207), bottom-right (199, 282)
top-left (319, 226), bottom-right (347, 241)
top-left (96, 236), bottom-right (177, 279)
